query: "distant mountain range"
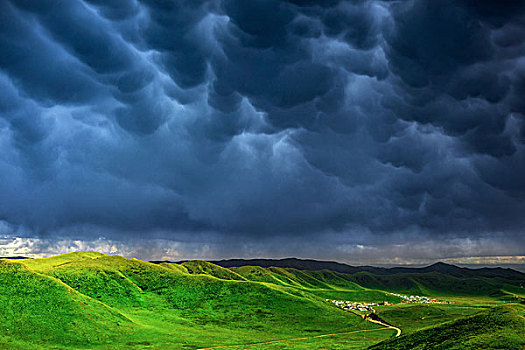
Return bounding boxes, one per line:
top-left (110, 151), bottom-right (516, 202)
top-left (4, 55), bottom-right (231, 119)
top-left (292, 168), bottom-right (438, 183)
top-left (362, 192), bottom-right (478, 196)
top-left (208, 258), bottom-right (525, 282)
top-left (7, 255), bottom-right (524, 281)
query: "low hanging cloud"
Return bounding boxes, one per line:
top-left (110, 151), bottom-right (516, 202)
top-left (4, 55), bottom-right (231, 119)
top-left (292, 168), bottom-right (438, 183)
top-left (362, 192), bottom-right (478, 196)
top-left (0, 0), bottom-right (524, 261)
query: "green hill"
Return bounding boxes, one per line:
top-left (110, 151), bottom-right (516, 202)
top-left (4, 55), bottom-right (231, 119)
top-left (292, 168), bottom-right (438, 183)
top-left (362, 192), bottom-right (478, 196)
top-left (214, 259), bottom-right (525, 296)
top-left (156, 259), bottom-right (523, 303)
top-left (344, 271), bottom-right (507, 296)
top-left (213, 259), bottom-right (525, 283)
top-left (2, 252), bottom-right (386, 349)
top-left (1, 252), bottom-right (523, 349)
top-left (181, 260), bottom-right (246, 281)
top-left (27, 254), bottom-right (158, 308)
top-left (0, 259), bottom-right (132, 349)
top-left (375, 304), bottom-right (484, 333)
top-left (19, 251), bottom-right (107, 270)
top-left (369, 304), bottom-right (525, 350)
top-left (229, 267), bottom-right (402, 302)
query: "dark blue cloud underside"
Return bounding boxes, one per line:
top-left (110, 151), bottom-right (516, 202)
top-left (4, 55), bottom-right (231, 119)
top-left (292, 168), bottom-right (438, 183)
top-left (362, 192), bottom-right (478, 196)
top-left (0, 0), bottom-right (524, 245)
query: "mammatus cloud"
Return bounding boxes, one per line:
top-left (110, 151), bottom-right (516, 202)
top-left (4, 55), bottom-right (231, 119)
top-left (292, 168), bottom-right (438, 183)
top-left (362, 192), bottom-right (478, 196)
top-left (0, 0), bottom-right (524, 262)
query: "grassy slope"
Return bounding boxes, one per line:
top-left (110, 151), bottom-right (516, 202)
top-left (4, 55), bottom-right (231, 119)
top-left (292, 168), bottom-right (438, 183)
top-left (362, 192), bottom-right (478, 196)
top-left (18, 251), bottom-right (106, 270)
top-left (4, 252), bottom-right (384, 349)
top-left (345, 271), bottom-right (511, 297)
top-left (375, 304), bottom-right (485, 334)
top-left (0, 259), bottom-right (132, 349)
top-left (230, 266), bottom-right (402, 303)
top-left (183, 260), bottom-right (525, 349)
top-left (183, 260), bottom-right (524, 301)
top-left (229, 265), bottom-right (519, 300)
top-left (370, 304), bottom-right (525, 350)
top-left (2, 252), bottom-right (523, 349)
top-left (181, 260), bottom-right (246, 281)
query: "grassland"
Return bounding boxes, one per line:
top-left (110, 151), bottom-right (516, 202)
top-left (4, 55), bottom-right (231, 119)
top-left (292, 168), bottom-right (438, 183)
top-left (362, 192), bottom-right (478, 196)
top-left (0, 252), bottom-right (523, 349)
top-left (370, 304), bottom-right (525, 350)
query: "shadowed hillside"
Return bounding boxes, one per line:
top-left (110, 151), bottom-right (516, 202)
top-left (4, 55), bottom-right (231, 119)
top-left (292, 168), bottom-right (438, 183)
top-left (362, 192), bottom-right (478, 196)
top-left (211, 258), bottom-right (525, 283)
top-left (203, 259), bottom-right (525, 297)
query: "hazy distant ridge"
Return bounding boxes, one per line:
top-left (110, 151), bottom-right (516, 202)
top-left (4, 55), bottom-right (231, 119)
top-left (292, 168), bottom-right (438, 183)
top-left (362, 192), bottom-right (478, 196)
top-left (207, 258), bottom-right (525, 281)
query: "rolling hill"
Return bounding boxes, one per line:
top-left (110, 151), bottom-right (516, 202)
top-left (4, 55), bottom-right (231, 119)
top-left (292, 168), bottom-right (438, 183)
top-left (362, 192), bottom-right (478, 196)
top-left (204, 258), bottom-right (525, 297)
top-left (0, 252), bottom-right (523, 349)
top-left (2, 252), bottom-right (385, 349)
top-left (0, 258), bottom-right (132, 349)
top-left (370, 304), bottom-right (525, 350)
top-left (211, 258), bottom-right (525, 282)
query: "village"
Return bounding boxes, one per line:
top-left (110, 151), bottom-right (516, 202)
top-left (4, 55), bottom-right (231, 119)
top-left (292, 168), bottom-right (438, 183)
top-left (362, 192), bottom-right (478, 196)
top-left (388, 293), bottom-right (442, 303)
top-left (327, 293), bottom-right (443, 313)
top-left (326, 299), bottom-right (393, 313)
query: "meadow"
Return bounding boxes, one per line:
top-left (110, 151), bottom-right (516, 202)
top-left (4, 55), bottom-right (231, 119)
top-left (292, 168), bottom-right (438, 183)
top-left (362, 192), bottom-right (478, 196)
top-left (0, 252), bottom-right (523, 349)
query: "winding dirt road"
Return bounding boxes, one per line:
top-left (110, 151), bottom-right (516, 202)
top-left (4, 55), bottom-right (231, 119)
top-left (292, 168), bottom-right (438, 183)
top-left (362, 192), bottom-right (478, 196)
top-left (365, 318), bottom-right (402, 337)
top-left (346, 309), bottom-right (402, 337)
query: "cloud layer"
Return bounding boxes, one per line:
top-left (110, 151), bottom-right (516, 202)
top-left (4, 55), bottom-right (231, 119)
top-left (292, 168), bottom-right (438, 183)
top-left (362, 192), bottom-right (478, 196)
top-left (0, 0), bottom-right (524, 260)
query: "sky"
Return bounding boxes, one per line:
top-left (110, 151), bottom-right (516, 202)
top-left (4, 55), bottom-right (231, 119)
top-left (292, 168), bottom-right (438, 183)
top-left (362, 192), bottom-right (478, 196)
top-left (0, 0), bottom-right (524, 265)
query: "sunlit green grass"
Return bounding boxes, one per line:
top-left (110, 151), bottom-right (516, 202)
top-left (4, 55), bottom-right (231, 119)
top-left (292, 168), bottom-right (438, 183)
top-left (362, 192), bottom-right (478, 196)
top-left (370, 304), bottom-right (525, 350)
top-left (0, 252), bottom-right (523, 349)
top-left (1, 253), bottom-right (385, 349)
top-left (375, 303), bottom-right (483, 333)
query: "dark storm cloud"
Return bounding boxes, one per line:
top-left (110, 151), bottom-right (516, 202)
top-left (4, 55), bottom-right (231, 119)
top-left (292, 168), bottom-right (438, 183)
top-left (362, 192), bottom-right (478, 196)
top-left (0, 0), bottom-right (524, 258)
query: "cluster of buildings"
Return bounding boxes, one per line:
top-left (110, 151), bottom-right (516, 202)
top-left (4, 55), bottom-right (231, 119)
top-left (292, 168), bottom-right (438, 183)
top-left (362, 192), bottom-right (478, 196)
top-left (326, 299), bottom-right (377, 313)
top-left (327, 294), bottom-right (442, 314)
top-left (389, 293), bottom-right (440, 303)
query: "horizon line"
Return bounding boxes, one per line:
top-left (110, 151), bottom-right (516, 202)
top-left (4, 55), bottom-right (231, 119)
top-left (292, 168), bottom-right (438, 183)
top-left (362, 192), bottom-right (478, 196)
top-left (2, 250), bottom-right (524, 272)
